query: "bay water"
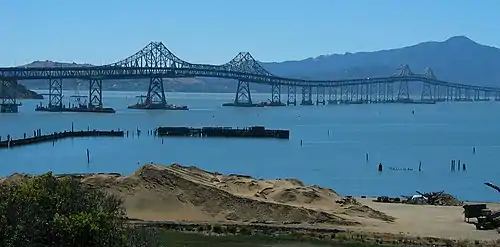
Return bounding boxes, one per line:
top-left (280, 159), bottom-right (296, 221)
top-left (1, 90), bottom-right (499, 202)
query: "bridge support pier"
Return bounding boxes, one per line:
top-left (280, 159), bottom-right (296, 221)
top-left (474, 90), bottom-right (480, 101)
top-left (369, 83), bottom-right (378, 103)
top-left (316, 86), bottom-right (325, 105)
top-left (421, 82), bottom-right (433, 102)
top-left (359, 84), bottom-right (367, 103)
top-left (223, 80), bottom-right (256, 107)
top-left (300, 86), bottom-right (313, 105)
top-left (48, 78), bottom-right (63, 109)
top-left (495, 92), bottom-right (500, 101)
top-left (0, 79), bottom-right (21, 113)
top-left (287, 84), bottom-right (296, 106)
top-left (446, 87), bottom-right (452, 101)
top-left (327, 86), bottom-right (336, 104)
top-left (88, 78), bottom-right (103, 109)
top-left (483, 91), bottom-right (490, 101)
top-left (268, 83), bottom-right (284, 106)
top-left (128, 76), bottom-right (188, 110)
top-left (146, 76), bottom-right (167, 106)
top-left (397, 81), bottom-right (410, 102)
top-left (386, 82), bottom-right (394, 102)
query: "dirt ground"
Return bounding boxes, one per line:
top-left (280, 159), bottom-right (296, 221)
top-left (346, 198), bottom-right (500, 241)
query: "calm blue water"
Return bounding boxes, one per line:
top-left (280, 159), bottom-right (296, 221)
top-left (1, 90), bottom-right (499, 201)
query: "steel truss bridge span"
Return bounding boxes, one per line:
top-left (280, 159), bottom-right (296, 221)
top-left (1, 41), bottom-right (499, 112)
top-left (0, 66), bottom-right (498, 91)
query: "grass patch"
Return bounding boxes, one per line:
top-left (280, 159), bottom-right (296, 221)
top-left (159, 230), bottom-right (386, 247)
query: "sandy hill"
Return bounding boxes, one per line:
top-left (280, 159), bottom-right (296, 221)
top-left (2, 164), bottom-right (393, 226)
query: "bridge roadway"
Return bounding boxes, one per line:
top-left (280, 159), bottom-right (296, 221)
top-left (0, 41), bottom-right (499, 112)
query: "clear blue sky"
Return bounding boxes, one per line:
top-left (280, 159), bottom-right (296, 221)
top-left (1, 0), bottom-right (499, 66)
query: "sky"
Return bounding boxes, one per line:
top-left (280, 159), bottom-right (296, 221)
top-left (0, 0), bottom-right (499, 66)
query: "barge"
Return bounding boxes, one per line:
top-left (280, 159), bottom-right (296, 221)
top-left (35, 105), bottom-right (116, 113)
top-left (156, 126), bottom-right (289, 139)
top-left (127, 95), bottom-right (189, 110)
top-left (222, 102), bottom-right (264, 107)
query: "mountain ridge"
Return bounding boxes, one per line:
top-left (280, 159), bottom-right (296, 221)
top-left (16, 36), bottom-right (500, 91)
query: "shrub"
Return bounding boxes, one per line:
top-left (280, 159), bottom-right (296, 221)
top-left (0, 172), bottom-right (162, 247)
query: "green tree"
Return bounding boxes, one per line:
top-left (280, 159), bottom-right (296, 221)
top-left (0, 172), bottom-right (162, 247)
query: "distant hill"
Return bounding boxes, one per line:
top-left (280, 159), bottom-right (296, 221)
top-left (0, 81), bottom-right (43, 100)
top-left (17, 36), bottom-right (500, 92)
top-left (262, 36), bottom-right (500, 87)
top-left (20, 60), bottom-right (94, 68)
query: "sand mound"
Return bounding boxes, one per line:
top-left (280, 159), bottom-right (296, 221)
top-left (0, 164), bottom-right (394, 225)
top-left (101, 164), bottom-right (353, 225)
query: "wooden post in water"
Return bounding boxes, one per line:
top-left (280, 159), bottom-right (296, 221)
top-left (71, 122), bottom-right (74, 132)
top-left (86, 149), bottom-right (90, 163)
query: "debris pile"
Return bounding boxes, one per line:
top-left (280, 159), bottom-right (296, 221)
top-left (374, 191), bottom-right (463, 206)
top-left (430, 192), bottom-right (463, 206)
top-left (405, 191), bottom-right (463, 206)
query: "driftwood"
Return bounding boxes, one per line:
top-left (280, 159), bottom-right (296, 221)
top-left (485, 182), bottom-right (500, 194)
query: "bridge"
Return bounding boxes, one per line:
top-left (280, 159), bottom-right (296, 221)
top-left (1, 41), bottom-right (500, 113)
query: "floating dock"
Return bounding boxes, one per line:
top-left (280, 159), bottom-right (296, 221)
top-left (156, 126), bottom-right (289, 139)
top-left (0, 130), bottom-right (124, 149)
